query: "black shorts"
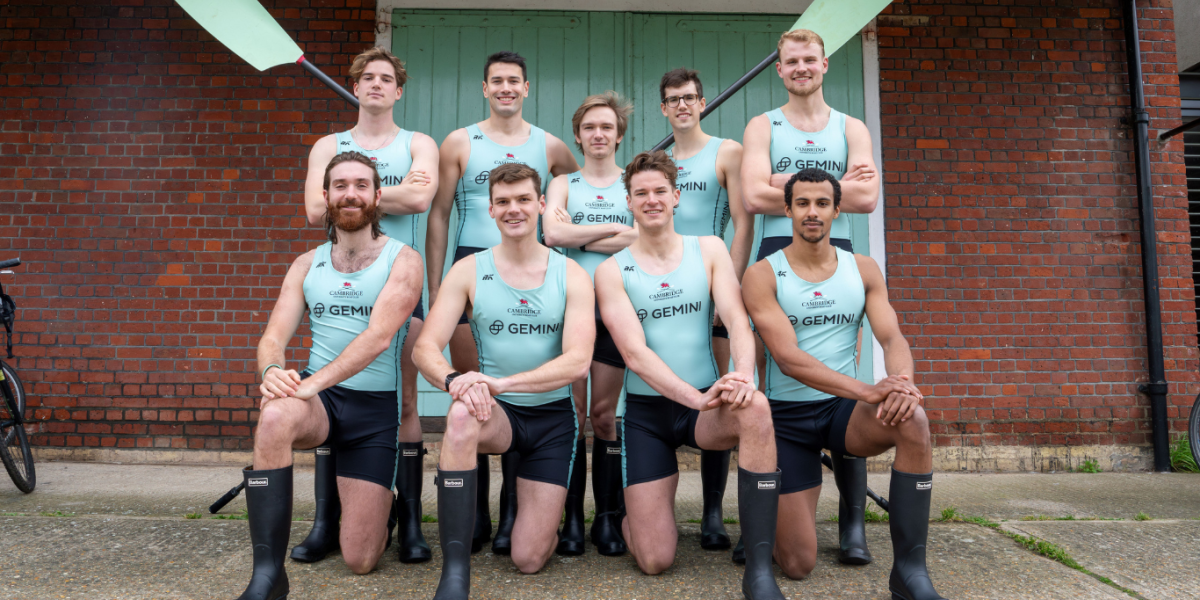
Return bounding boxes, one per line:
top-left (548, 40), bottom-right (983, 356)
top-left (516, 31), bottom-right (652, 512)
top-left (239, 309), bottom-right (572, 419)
top-left (313, 380), bottom-right (400, 490)
top-left (756, 236), bottom-right (852, 262)
top-left (454, 245), bottom-right (487, 325)
top-left (712, 324), bottom-right (729, 339)
top-left (593, 318), bottom-right (626, 369)
top-left (410, 299), bottom-right (424, 322)
top-left (770, 396), bottom-right (860, 494)
top-left (620, 392), bottom-right (702, 487)
top-left (495, 397), bottom-right (578, 488)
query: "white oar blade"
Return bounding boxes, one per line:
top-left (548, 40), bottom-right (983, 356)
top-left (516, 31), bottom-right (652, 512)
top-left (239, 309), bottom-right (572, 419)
top-left (176, 0), bottom-right (303, 71)
top-left (791, 0), bottom-right (893, 56)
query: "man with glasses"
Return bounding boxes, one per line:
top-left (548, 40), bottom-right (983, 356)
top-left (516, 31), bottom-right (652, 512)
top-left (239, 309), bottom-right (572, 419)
top-left (658, 67), bottom-right (753, 553)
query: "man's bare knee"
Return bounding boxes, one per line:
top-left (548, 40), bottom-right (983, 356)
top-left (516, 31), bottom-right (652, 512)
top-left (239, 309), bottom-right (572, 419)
top-left (775, 547), bottom-right (815, 580)
top-left (635, 551), bottom-right (674, 575)
top-left (511, 547), bottom-right (549, 574)
top-left (896, 406), bottom-right (931, 450)
top-left (443, 402), bottom-right (480, 445)
top-left (343, 550), bottom-right (380, 575)
top-left (256, 401), bottom-right (299, 445)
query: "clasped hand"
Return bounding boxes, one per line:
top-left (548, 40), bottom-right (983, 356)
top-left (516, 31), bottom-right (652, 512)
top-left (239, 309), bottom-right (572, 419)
top-left (862, 374), bottom-right (924, 426)
top-left (448, 372), bottom-right (503, 422)
top-left (696, 372), bottom-right (757, 411)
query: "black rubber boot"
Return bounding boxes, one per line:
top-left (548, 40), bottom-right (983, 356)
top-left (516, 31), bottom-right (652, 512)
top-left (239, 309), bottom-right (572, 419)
top-left (738, 468), bottom-right (785, 600)
top-left (555, 438), bottom-right (587, 555)
top-left (471, 454), bottom-right (490, 554)
top-left (396, 442), bottom-right (432, 563)
top-left (490, 451), bottom-right (520, 555)
top-left (434, 467), bottom-right (476, 600)
top-left (236, 465), bottom-right (292, 600)
top-left (888, 469), bottom-right (946, 600)
top-left (289, 447), bottom-right (339, 563)
top-left (831, 453), bottom-right (873, 565)
top-left (700, 449), bottom-right (732, 550)
top-left (731, 536), bottom-right (745, 564)
top-left (589, 438), bottom-right (627, 556)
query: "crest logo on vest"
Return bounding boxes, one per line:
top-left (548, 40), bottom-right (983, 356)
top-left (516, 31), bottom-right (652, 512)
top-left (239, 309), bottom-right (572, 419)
top-left (330, 282), bottom-right (364, 298)
top-left (649, 282), bottom-right (683, 302)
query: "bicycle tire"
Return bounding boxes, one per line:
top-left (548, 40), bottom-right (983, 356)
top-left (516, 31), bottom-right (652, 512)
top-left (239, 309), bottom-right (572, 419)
top-left (0, 371), bottom-right (34, 493)
top-left (1189, 392), bottom-right (1200, 472)
top-left (0, 361), bottom-right (24, 415)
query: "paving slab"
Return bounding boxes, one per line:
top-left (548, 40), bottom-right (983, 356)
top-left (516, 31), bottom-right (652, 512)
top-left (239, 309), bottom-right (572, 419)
top-left (1003, 519), bottom-right (1200, 600)
top-left (0, 515), bottom-right (1125, 600)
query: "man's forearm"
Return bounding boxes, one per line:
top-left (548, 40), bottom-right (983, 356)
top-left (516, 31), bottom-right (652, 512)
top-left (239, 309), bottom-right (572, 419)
top-left (547, 222), bottom-right (625, 249)
top-left (881, 337), bottom-right (915, 380)
top-left (426, 217), bottom-right (449, 298)
top-left (838, 179), bottom-right (879, 214)
top-left (379, 184), bottom-right (433, 217)
top-left (306, 330), bottom-right (392, 393)
top-left (585, 227), bottom-right (638, 255)
top-left (414, 343), bottom-right (456, 390)
top-left (730, 228), bottom-right (753, 281)
top-left (495, 351), bottom-right (589, 396)
top-left (777, 347), bottom-right (871, 401)
top-left (727, 323), bottom-right (756, 378)
top-left (623, 345), bottom-right (703, 408)
top-left (256, 340), bottom-right (288, 377)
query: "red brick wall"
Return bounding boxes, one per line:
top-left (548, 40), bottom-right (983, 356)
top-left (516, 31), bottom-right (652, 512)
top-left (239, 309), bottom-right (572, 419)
top-left (1, 0), bottom-right (1195, 456)
top-left (0, 0), bottom-right (375, 450)
top-left (878, 0), bottom-right (1198, 448)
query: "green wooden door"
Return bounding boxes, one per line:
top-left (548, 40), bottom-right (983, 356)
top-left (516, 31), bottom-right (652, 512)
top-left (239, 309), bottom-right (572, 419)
top-left (391, 10), bottom-right (870, 415)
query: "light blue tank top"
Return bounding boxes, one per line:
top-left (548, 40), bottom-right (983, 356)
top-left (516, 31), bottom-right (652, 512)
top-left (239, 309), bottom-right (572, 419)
top-left (304, 239), bottom-right (407, 392)
top-left (333, 129), bottom-right (419, 248)
top-left (469, 249), bottom-right (570, 406)
top-left (763, 248), bottom-right (865, 401)
top-left (562, 171), bottom-right (632, 280)
top-left (760, 107), bottom-right (849, 241)
top-left (455, 124), bottom-right (550, 249)
top-left (669, 137), bottom-right (730, 238)
top-left (615, 236), bottom-right (718, 396)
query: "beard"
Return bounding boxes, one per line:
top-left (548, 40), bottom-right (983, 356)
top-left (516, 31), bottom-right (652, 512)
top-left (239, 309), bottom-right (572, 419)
top-left (329, 199), bottom-right (378, 233)
top-left (786, 77), bottom-right (822, 98)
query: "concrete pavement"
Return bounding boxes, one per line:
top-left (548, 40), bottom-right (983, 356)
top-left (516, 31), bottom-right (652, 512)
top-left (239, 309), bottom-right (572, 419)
top-left (0, 460), bottom-right (1196, 599)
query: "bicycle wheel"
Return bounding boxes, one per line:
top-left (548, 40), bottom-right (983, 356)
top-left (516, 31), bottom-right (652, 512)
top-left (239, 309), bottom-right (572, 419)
top-left (0, 361), bottom-right (24, 415)
top-left (1190, 392), bottom-right (1200, 472)
top-left (0, 368), bottom-right (34, 493)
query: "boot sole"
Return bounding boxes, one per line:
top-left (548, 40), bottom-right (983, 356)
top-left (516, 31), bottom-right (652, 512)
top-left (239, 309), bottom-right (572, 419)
top-left (289, 547), bottom-right (338, 563)
top-left (701, 534), bottom-right (732, 550)
top-left (838, 550), bottom-right (873, 565)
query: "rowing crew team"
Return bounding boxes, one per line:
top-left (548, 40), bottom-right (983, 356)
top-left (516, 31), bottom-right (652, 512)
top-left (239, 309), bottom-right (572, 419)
top-left (234, 28), bottom-right (943, 600)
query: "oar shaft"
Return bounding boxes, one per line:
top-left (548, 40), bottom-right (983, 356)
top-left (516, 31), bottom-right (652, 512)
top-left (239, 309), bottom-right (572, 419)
top-left (298, 56), bottom-right (360, 109)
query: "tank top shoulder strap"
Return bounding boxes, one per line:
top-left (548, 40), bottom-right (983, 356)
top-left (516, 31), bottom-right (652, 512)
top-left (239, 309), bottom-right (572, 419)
top-left (834, 247), bottom-right (860, 279)
top-left (398, 129), bottom-right (415, 154)
top-left (683, 234), bottom-right (702, 261)
top-left (333, 130), bottom-right (353, 149)
top-left (474, 247), bottom-right (496, 276)
top-left (529, 124), bottom-right (547, 144)
top-left (382, 237), bottom-right (406, 263)
top-left (315, 241), bottom-right (333, 265)
top-left (766, 248), bottom-right (786, 278)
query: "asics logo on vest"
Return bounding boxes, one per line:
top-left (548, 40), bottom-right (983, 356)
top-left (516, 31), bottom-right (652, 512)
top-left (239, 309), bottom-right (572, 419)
top-left (623, 266), bottom-right (635, 272)
top-left (483, 274), bottom-right (495, 280)
top-left (330, 282), bottom-right (363, 298)
top-left (649, 282), bottom-right (683, 301)
top-left (315, 261), bottom-right (327, 269)
top-left (570, 177), bottom-right (580, 183)
top-left (340, 140), bottom-right (351, 146)
top-left (777, 271), bottom-right (788, 277)
top-left (311, 303), bottom-right (326, 319)
top-left (473, 135), bottom-right (484, 140)
top-left (772, 120), bottom-right (783, 126)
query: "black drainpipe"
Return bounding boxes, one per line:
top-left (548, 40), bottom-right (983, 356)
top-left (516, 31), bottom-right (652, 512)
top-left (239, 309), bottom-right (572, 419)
top-left (1121, 0), bottom-right (1171, 472)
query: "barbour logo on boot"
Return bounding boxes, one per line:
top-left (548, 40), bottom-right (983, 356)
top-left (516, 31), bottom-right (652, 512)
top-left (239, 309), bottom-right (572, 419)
top-left (607, 446), bottom-right (621, 455)
top-left (403, 449), bottom-right (420, 457)
top-left (916, 481), bottom-right (932, 491)
top-left (444, 478), bottom-right (463, 488)
top-left (316, 448), bottom-right (331, 455)
top-left (757, 480), bottom-right (777, 490)
top-left (842, 455), bottom-right (857, 460)
top-left (248, 478), bottom-right (268, 487)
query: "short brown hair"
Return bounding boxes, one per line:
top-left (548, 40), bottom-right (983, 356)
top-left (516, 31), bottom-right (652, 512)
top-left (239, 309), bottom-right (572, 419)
top-left (659, 67), bottom-right (703, 102)
top-left (570, 91), bottom-right (633, 152)
top-left (777, 29), bottom-right (825, 56)
top-left (322, 151), bottom-right (383, 242)
top-left (488, 163), bottom-right (542, 201)
top-left (349, 47), bottom-right (408, 88)
top-left (622, 150), bottom-right (677, 193)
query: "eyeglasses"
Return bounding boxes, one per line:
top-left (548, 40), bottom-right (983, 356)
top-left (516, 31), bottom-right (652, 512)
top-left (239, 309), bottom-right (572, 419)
top-left (663, 94), bottom-right (700, 108)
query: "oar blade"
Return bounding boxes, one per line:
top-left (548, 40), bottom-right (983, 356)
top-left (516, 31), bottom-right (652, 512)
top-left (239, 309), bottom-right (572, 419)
top-left (791, 0), bottom-right (893, 56)
top-left (176, 0), bottom-right (303, 71)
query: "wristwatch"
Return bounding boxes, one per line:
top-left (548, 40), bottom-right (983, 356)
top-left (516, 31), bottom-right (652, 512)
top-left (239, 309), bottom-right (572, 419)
top-left (444, 371), bottom-right (462, 391)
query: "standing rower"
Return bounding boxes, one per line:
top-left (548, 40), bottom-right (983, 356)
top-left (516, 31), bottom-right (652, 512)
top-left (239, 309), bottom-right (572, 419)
top-left (741, 29), bottom-right (879, 566)
top-left (659, 67), bottom-right (753, 552)
top-left (425, 51), bottom-right (579, 554)
top-left (299, 47), bottom-right (438, 564)
top-left (543, 92), bottom-right (636, 556)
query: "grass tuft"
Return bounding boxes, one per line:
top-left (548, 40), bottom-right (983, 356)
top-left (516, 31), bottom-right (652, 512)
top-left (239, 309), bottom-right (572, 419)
top-left (211, 509), bottom-right (249, 521)
top-left (1073, 459), bottom-right (1102, 473)
top-left (939, 506), bottom-right (959, 522)
top-left (421, 514), bottom-right (438, 523)
top-left (1170, 435), bottom-right (1198, 473)
top-left (864, 501), bottom-right (888, 523)
top-left (184, 512), bottom-right (202, 520)
top-left (39, 511), bottom-right (74, 518)
top-left (1134, 512), bottom-right (1152, 521)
